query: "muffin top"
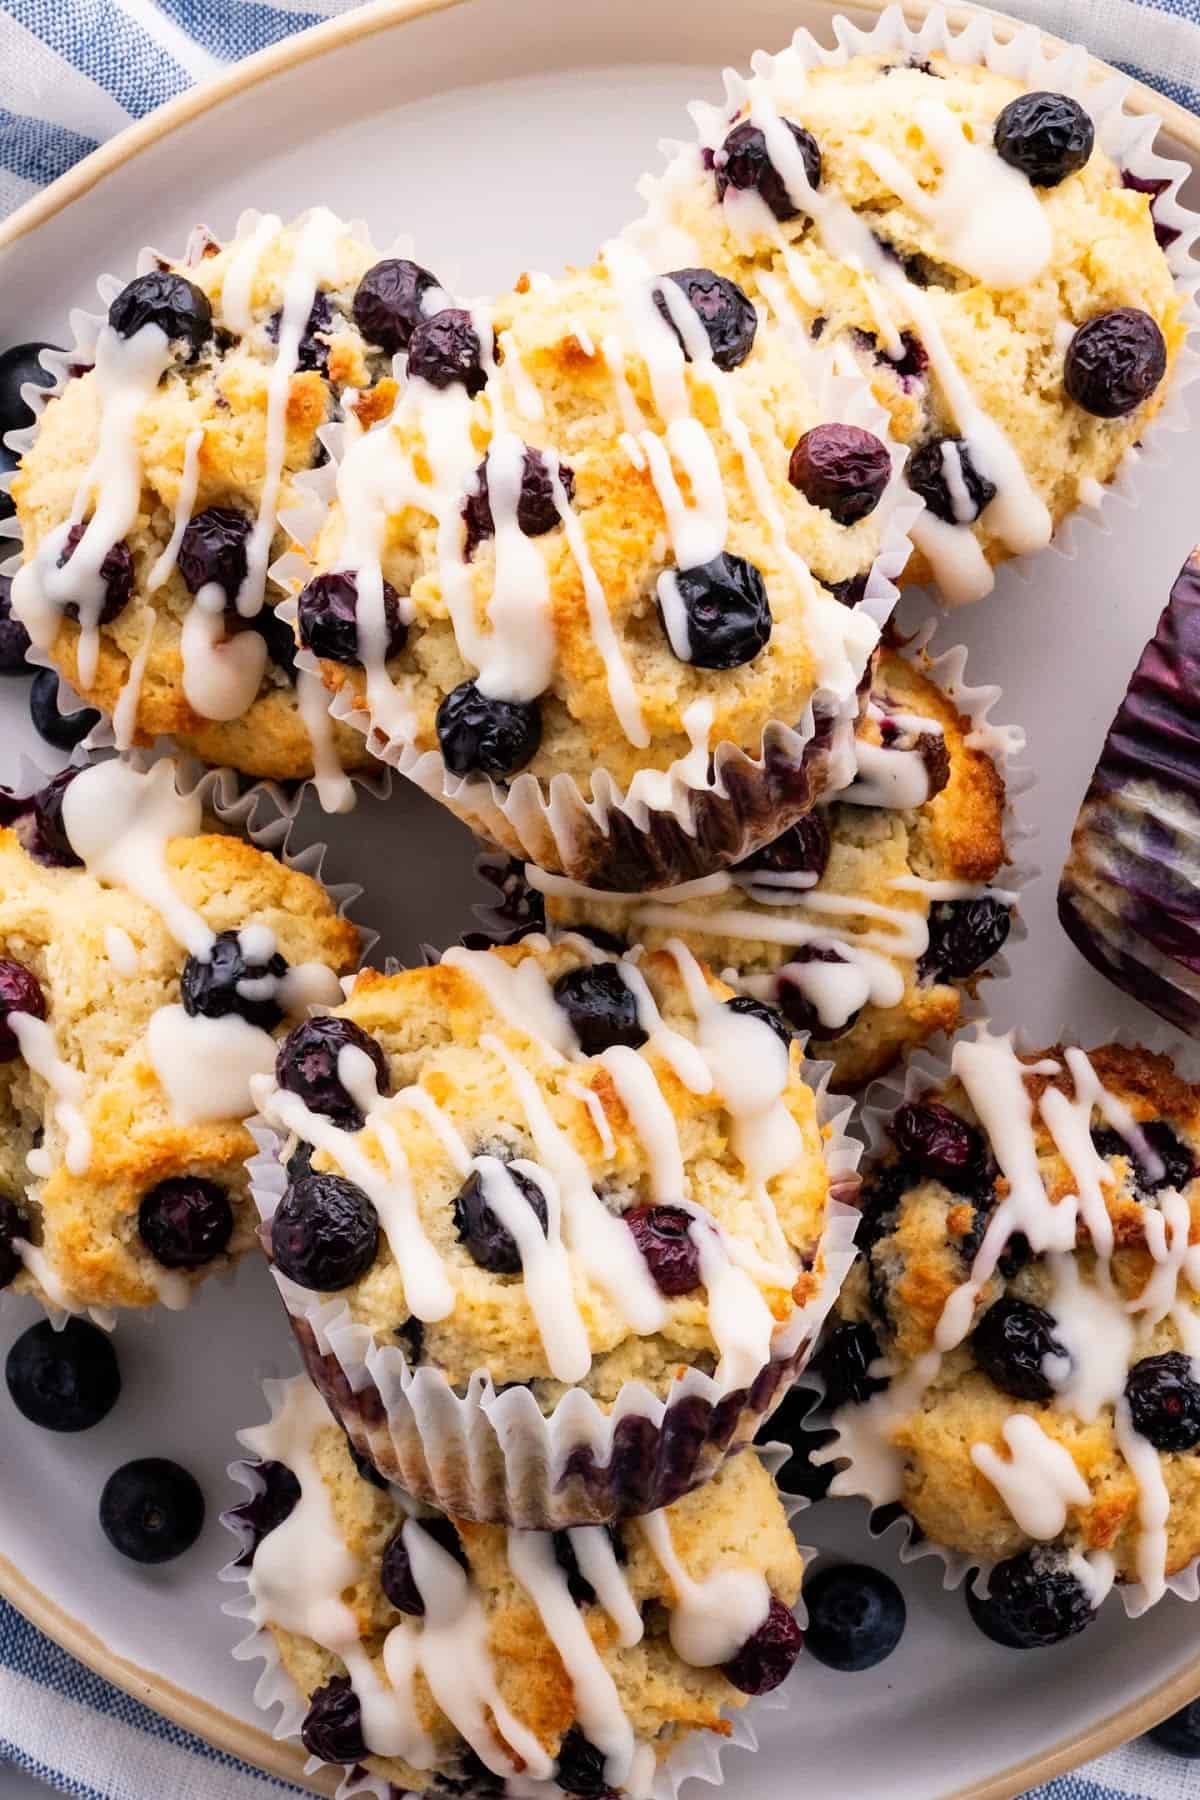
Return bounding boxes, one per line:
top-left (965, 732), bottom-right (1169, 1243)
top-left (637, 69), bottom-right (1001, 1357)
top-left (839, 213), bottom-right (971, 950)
top-left (231, 1376), bottom-right (804, 1795)
top-left (301, 246), bottom-right (904, 802)
top-left (9, 210), bottom-right (417, 795)
top-left (0, 757), bottom-right (359, 1313)
top-left (629, 48), bottom-right (1185, 603)
top-left (254, 936), bottom-right (842, 1409)
top-left (528, 641), bottom-right (1016, 1088)
top-left (821, 1031), bottom-right (1200, 1613)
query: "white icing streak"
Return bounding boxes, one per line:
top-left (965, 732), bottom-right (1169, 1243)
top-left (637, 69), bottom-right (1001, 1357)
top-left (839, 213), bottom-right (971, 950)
top-left (640, 1507), bottom-right (771, 1666)
top-left (148, 427), bottom-right (205, 591)
top-left (146, 1005), bottom-right (276, 1122)
top-left (971, 1416), bottom-right (1090, 1539)
top-left (10, 1013), bottom-right (91, 1174)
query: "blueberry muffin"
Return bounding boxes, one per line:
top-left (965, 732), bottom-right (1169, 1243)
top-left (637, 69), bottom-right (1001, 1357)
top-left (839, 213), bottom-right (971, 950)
top-left (299, 245), bottom-right (909, 888)
top-left (0, 757), bottom-right (359, 1314)
top-left (9, 211), bottom-right (447, 796)
top-left (524, 642), bottom-right (1015, 1088)
top-left (252, 935), bottom-right (850, 1523)
top-left (629, 47), bottom-right (1185, 603)
top-left (817, 1032), bottom-right (1200, 1642)
top-left (229, 1376), bottom-right (804, 1795)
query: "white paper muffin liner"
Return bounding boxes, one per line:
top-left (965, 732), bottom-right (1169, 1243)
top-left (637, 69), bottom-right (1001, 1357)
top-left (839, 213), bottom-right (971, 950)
top-left (244, 1043), bottom-right (861, 1529)
top-left (632, 3), bottom-right (1200, 606)
top-left (797, 1018), bottom-right (1200, 1622)
top-left (218, 1386), bottom-right (812, 1800)
top-left (0, 216), bottom-right (395, 819)
top-left (0, 747), bottom-right (375, 1332)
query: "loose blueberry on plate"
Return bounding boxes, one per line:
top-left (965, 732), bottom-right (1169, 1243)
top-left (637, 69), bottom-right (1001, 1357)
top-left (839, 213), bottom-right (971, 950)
top-left (890, 1101), bottom-right (988, 1192)
top-left (624, 1204), bottom-right (701, 1296)
top-left (725, 992), bottom-right (794, 1048)
top-left (178, 506), bottom-right (250, 600)
top-left (1064, 308), bottom-right (1167, 418)
top-left (138, 1176), bottom-right (235, 1270)
top-left (905, 435), bottom-right (996, 524)
top-left (993, 92), bottom-right (1094, 187)
top-left (0, 340), bottom-right (59, 441)
top-left (1125, 1351), bottom-right (1200, 1451)
top-left (229, 1459), bottom-right (301, 1566)
top-left (918, 898), bottom-right (1011, 984)
top-left (297, 569), bottom-right (408, 666)
top-left (553, 962), bottom-right (646, 1055)
top-left (653, 268), bottom-right (758, 371)
top-left (658, 551), bottom-right (772, 669)
top-left (970, 1296), bottom-right (1067, 1402)
top-left (803, 1563), bottom-right (906, 1672)
top-left (29, 667), bottom-right (101, 750)
top-left (0, 956), bottom-right (46, 1059)
top-left (270, 1172), bottom-right (381, 1290)
top-left (381, 1518), bottom-right (469, 1614)
top-left (27, 768), bottom-right (82, 868)
top-left (181, 927), bottom-right (288, 1031)
top-left (56, 522), bottom-right (135, 625)
top-left (436, 680), bottom-right (542, 779)
top-left (713, 118), bottom-right (822, 219)
top-left (463, 446), bottom-right (573, 554)
top-left (301, 1675), bottom-right (369, 1764)
top-left (0, 1193), bottom-right (29, 1288)
top-left (810, 1320), bottom-right (886, 1411)
top-left (275, 1015), bottom-right (389, 1128)
top-left (353, 258), bottom-right (445, 356)
top-left (108, 272), bottom-right (213, 360)
top-left (789, 424), bottom-right (892, 525)
top-left (1147, 1700), bottom-right (1200, 1757)
top-left (6, 1318), bottom-right (120, 1431)
top-left (407, 308), bottom-right (489, 395)
top-left (736, 812), bottom-right (831, 880)
top-left (452, 1166), bottom-right (548, 1275)
top-left (722, 1596), bottom-right (804, 1693)
top-left (966, 1550), bottom-right (1095, 1649)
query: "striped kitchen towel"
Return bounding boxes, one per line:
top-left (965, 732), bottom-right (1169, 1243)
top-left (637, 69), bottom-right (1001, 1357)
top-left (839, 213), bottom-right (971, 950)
top-left (2, 1), bottom-right (1200, 1799)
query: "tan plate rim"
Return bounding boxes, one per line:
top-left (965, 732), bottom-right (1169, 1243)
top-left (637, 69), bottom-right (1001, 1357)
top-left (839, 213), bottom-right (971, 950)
top-left (2, 1), bottom-right (1200, 1795)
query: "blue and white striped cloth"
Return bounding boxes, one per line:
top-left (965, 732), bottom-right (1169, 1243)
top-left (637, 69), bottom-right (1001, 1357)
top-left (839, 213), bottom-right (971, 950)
top-left (2, 1), bottom-right (1200, 1797)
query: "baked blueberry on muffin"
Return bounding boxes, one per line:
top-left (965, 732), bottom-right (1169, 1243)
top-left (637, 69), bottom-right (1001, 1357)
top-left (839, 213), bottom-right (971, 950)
top-left (9, 212), bottom-right (446, 800)
top-left (228, 1377), bottom-right (804, 1793)
top-left (251, 935), bottom-right (855, 1524)
top-left (299, 246), bottom-right (912, 888)
top-left (0, 757), bottom-right (359, 1314)
top-left (629, 44), bottom-right (1185, 602)
top-left (525, 642), bottom-right (1017, 1088)
top-left (818, 1031), bottom-right (1200, 1639)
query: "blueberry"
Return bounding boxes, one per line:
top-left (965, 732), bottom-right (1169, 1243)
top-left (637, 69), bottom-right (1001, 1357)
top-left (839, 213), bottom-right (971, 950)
top-left (1064, 308), bottom-right (1167, 418)
top-left (789, 424), bottom-right (891, 525)
top-left (381, 1518), bottom-right (469, 1614)
top-left (757, 1391), bottom-right (837, 1502)
top-left (1092, 1120), bottom-right (1197, 1197)
top-left (1121, 171), bottom-right (1182, 252)
top-left (300, 1675), bottom-right (367, 1765)
top-left (6, 1318), bottom-right (120, 1431)
top-left (0, 1192), bottom-right (29, 1288)
top-left (29, 668), bottom-right (100, 750)
top-left (395, 1316), bottom-right (426, 1364)
top-left (890, 1100), bottom-right (988, 1193)
top-left (853, 328), bottom-right (929, 388)
top-left (1147, 1700), bottom-right (1200, 1757)
top-left (905, 436), bottom-right (996, 525)
top-left (137, 1176), bottom-right (234, 1270)
top-left (553, 1525), bottom-right (625, 1606)
top-left (275, 1015), bottom-right (389, 1129)
top-left (1125, 1351), bottom-right (1200, 1452)
top-left (736, 812), bottom-right (830, 881)
top-left (554, 1727), bottom-right (616, 1798)
top-left (0, 574), bottom-right (30, 674)
top-left (0, 445), bottom-right (14, 524)
top-left (267, 290), bottom-right (333, 373)
top-left (994, 92), bottom-right (1094, 188)
top-left (297, 569), bottom-right (408, 666)
top-left (108, 272), bottom-right (213, 361)
top-left (653, 268), bottom-right (758, 372)
top-left (229, 1459), bottom-right (301, 1566)
top-left (27, 769), bottom-right (83, 868)
top-left (56, 521), bottom-right (135, 625)
top-left (436, 680), bottom-right (542, 779)
top-left (725, 992), bottom-right (795, 1048)
top-left (918, 898), bottom-right (1012, 985)
top-left (811, 1320), bottom-right (885, 1411)
top-left (971, 1297), bottom-right (1067, 1402)
top-left (178, 507), bottom-right (250, 600)
top-left (553, 963), bottom-right (646, 1056)
top-left (181, 927), bottom-right (288, 1031)
top-left (345, 1433), bottom-right (389, 1490)
top-left (353, 258), bottom-right (444, 356)
top-left (624, 1204), bottom-right (701, 1296)
top-left (452, 1165), bottom-right (548, 1275)
top-left (713, 119), bottom-right (822, 221)
top-left (407, 308), bottom-right (489, 395)
top-left (250, 602), bottom-right (299, 681)
top-left (658, 552), bottom-right (772, 669)
top-left (0, 341), bottom-right (59, 441)
top-left (722, 1596), bottom-right (803, 1694)
top-left (775, 946), bottom-right (859, 1040)
top-left (270, 1172), bottom-right (380, 1290)
top-left (803, 1563), bottom-right (906, 1672)
top-left (0, 957), bottom-right (46, 1060)
top-left (463, 447), bottom-right (573, 556)
top-left (966, 1550), bottom-right (1095, 1649)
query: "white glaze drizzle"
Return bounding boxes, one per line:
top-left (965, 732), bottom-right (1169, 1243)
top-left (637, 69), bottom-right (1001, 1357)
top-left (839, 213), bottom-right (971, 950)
top-left (103, 925), bottom-right (140, 976)
top-left (146, 1005), bottom-right (276, 1122)
top-left (147, 426), bottom-right (205, 591)
top-left (10, 1012), bottom-right (91, 1174)
top-left (970, 1416), bottom-right (1090, 1539)
top-left (296, 667), bottom-right (355, 814)
top-left (111, 607), bottom-right (157, 752)
top-left (639, 1507), bottom-right (772, 1666)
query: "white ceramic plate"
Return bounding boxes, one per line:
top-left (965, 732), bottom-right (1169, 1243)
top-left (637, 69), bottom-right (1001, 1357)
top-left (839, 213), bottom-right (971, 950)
top-left (3, 3), bottom-right (1200, 1796)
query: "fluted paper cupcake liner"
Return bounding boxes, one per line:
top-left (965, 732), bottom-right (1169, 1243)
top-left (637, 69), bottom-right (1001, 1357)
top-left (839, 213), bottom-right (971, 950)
top-left (245, 1048), bottom-right (860, 1528)
top-left (219, 1386), bottom-right (811, 1800)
